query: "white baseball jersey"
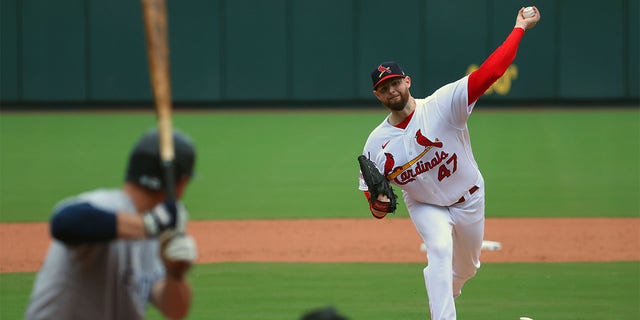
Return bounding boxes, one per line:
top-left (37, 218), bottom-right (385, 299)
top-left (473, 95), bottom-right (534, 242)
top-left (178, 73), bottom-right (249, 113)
top-left (25, 189), bottom-right (164, 320)
top-left (359, 75), bottom-right (482, 206)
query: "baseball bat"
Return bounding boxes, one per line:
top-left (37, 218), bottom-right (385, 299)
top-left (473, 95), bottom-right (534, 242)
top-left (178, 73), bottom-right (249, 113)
top-left (386, 139), bottom-right (441, 181)
top-left (141, 0), bottom-right (176, 200)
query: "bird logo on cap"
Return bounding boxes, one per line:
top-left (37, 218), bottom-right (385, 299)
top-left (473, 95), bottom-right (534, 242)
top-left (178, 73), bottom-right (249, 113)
top-left (377, 65), bottom-right (392, 78)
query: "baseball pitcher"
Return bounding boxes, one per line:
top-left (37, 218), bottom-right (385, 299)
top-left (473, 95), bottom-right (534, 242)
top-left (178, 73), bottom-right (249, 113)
top-left (357, 7), bottom-right (541, 320)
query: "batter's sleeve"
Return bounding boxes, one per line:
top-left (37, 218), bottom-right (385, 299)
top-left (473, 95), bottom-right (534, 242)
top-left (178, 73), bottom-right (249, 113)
top-left (50, 202), bottom-right (117, 244)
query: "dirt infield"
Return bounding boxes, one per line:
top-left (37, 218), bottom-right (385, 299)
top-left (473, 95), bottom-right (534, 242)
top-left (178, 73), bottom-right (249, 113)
top-left (1, 217), bottom-right (638, 273)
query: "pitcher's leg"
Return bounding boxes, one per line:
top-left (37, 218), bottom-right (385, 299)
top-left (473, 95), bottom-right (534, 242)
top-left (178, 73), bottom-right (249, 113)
top-left (451, 190), bottom-right (485, 299)
top-left (407, 198), bottom-right (456, 320)
top-left (451, 217), bottom-right (484, 298)
top-left (422, 242), bottom-right (457, 320)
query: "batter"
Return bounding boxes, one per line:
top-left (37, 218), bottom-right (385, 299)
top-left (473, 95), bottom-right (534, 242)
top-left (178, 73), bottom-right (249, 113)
top-left (358, 7), bottom-right (540, 320)
top-left (25, 128), bottom-right (198, 320)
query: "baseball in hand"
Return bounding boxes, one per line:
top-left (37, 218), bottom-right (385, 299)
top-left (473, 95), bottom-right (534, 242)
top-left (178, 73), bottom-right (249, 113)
top-left (523, 6), bottom-right (535, 18)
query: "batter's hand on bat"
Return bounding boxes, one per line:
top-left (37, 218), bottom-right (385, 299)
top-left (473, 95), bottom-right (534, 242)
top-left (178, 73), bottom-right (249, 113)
top-left (159, 232), bottom-right (197, 280)
top-left (143, 200), bottom-right (189, 236)
top-left (515, 6), bottom-right (540, 30)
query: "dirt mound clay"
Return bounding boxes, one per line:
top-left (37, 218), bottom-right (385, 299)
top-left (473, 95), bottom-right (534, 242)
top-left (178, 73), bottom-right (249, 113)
top-left (1, 217), bottom-right (638, 273)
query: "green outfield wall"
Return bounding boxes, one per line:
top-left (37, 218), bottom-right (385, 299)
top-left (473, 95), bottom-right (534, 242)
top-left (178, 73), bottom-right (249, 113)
top-left (1, 0), bottom-right (638, 106)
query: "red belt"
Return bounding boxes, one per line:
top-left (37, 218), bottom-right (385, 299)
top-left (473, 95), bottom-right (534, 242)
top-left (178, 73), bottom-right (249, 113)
top-left (454, 185), bottom-right (479, 205)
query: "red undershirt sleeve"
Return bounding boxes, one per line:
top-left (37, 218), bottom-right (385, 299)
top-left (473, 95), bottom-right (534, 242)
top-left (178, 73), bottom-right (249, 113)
top-left (467, 27), bottom-right (525, 105)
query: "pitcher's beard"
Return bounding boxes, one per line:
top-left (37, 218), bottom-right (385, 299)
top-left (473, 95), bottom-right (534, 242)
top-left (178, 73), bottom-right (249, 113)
top-left (385, 94), bottom-right (409, 111)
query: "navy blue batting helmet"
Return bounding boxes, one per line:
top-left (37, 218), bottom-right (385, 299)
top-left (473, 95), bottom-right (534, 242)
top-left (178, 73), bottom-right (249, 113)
top-left (125, 128), bottom-right (196, 191)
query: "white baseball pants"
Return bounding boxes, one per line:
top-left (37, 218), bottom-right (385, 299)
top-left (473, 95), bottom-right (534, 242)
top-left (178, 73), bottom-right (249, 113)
top-left (405, 186), bottom-right (485, 320)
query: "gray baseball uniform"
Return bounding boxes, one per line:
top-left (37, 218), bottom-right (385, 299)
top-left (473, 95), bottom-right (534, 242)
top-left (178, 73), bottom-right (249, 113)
top-left (25, 189), bottom-right (164, 320)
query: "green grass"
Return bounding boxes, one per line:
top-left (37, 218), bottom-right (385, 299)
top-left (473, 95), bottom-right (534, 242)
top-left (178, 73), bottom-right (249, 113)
top-left (2, 109), bottom-right (638, 320)
top-left (4, 262), bottom-right (639, 320)
top-left (0, 109), bottom-right (638, 222)
top-left (470, 109), bottom-right (640, 217)
top-left (0, 272), bottom-right (34, 318)
top-left (457, 261), bottom-right (640, 320)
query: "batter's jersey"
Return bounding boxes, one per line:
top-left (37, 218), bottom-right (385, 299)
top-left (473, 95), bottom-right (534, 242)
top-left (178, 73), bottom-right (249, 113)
top-left (25, 189), bottom-right (165, 320)
top-left (359, 75), bottom-right (483, 206)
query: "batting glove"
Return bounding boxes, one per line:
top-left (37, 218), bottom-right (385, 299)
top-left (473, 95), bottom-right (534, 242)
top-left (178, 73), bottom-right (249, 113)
top-left (143, 200), bottom-right (188, 236)
top-left (160, 232), bottom-right (198, 280)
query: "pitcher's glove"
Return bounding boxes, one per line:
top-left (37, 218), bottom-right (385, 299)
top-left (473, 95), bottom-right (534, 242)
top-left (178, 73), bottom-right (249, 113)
top-left (358, 155), bottom-right (397, 213)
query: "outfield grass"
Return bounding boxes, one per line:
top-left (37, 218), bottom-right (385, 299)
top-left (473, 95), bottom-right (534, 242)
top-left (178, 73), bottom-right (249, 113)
top-left (1, 109), bottom-right (638, 222)
top-left (1, 108), bottom-right (638, 319)
top-left (3, 262), bottom-right (638, 320)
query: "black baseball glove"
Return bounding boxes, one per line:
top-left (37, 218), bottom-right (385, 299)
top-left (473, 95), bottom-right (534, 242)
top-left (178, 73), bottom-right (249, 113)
top-left (358, 155), bottom-right (397, 213)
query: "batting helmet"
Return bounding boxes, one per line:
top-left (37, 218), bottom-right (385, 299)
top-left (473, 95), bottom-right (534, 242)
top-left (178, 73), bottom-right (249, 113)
top-left (125, 128), bottom-right (196, 191)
